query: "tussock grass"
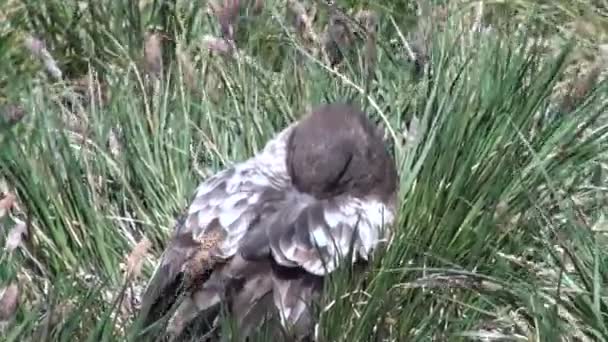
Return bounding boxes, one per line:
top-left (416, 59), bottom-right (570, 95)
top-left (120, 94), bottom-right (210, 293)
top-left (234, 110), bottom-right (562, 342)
top-left (1, 0), bottom-right (608, 341)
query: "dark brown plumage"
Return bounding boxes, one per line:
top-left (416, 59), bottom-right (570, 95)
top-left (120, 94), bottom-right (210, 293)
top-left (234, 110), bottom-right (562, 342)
top-left (287, 103), bottom-right (397, 202)
top-left (136, 103), bottom-right (398, 341)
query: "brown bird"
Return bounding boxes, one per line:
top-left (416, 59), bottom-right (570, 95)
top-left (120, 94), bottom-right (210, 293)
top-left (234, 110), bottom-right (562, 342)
top-left (136, 103), bottom-right (398, 341)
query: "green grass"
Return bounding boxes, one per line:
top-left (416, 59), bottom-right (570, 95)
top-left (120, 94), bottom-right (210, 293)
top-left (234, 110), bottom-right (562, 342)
top-left (1, 0), bottom-right (608, 341)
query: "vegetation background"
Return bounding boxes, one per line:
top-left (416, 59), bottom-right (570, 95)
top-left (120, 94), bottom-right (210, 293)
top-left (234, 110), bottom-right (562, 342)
top-left (1, 0), bottom-right (608, 341)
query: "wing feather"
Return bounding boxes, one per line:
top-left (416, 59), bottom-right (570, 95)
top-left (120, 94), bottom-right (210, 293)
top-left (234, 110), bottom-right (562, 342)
top-left (184, 123), bottom-right (297, 253)
top-left (184, 163), bottom-right (285, 259)
top-left (138, 127), bottom-right (295, 332)
top-left (255, 192), bottom-right (395, 276)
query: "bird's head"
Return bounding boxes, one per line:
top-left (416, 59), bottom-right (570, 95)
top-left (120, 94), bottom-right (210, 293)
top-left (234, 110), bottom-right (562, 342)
top-left (286, 103), bottom-right (398, 204)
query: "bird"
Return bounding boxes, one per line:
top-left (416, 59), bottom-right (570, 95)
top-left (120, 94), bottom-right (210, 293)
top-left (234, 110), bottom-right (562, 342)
top-left (135, 103), bottom-right (399, 341)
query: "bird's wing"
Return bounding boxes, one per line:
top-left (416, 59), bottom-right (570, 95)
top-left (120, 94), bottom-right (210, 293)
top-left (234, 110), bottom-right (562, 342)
top-left (137, 159), bottom-right (289, 332)
top-left (138, 124), bottom-right (296, 327)
top-left (141, 121), bottom-right (298, 315)
top-left (239, 191), bottom-right (396, 277)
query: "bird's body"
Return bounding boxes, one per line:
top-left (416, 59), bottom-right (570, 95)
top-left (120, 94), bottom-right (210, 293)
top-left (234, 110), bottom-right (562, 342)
top-left (137, 103), bottom-right (398, 341)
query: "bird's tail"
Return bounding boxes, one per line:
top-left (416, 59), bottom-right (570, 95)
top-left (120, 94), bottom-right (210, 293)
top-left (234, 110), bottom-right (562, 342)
top-left (133, 215), bottom-right (198, 340)
top-left (134, 220), bottom-right (323, 341)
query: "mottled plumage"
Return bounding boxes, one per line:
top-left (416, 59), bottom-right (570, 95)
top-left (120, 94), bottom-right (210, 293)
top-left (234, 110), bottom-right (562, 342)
top-left (136, 103), bottom-right (398, 341)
